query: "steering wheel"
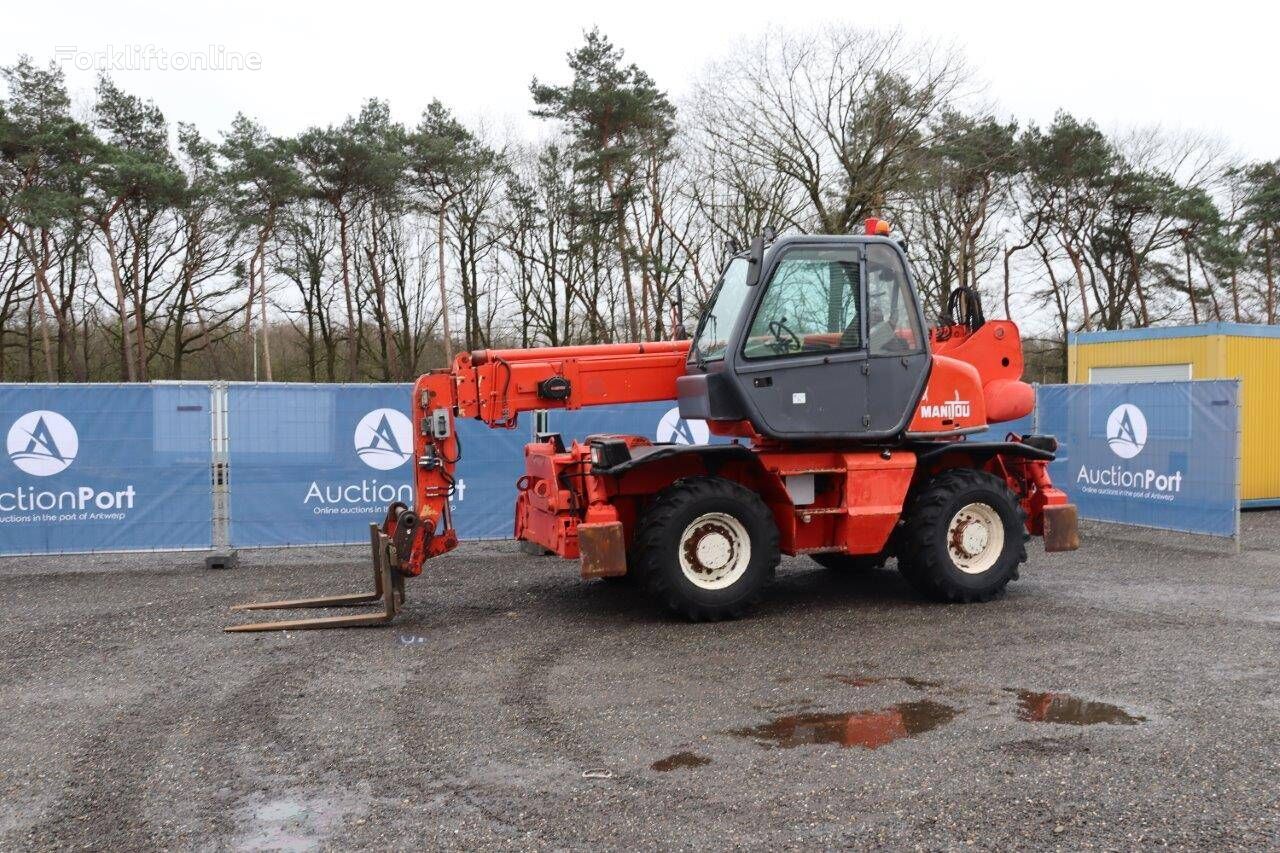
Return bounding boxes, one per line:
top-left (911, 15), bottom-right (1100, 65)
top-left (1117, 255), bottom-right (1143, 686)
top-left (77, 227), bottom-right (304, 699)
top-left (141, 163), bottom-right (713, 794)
top-left (767, 317), bottom-right (802, 354)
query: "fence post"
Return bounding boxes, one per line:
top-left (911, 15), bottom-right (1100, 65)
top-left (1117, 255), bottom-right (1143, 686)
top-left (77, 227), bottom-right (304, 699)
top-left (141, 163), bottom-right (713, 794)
top-left (1032, 382), bottom-right (1041, 435)
top-left (205, 381), bottom-right (236, 569)
top-left (1233, 378), bottom-right (1242, 555)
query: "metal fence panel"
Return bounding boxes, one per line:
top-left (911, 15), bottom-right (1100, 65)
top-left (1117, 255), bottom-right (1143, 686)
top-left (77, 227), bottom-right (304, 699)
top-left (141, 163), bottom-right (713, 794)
top-left (1036, 380), bottom-right (1240, 537)
top-left (0, 379), bottom-right (1244, 554)
top-left (225, 383), bottom-right (526, 547)
top-left (449, 416), bottom-right (535, 539)
top-left (0, 383), bottom-right (213, 555)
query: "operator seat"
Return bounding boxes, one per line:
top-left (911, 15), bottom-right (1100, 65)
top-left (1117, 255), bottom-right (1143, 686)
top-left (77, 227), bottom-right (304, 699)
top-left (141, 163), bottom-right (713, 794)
top-left (868, 319), bottom-right (896, 352)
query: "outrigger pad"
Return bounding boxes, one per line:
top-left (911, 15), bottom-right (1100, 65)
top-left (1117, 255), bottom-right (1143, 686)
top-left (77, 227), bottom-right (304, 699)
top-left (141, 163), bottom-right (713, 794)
top-left (1043, 504), bottom-right (1080, 553)
top-left (224, 524), bottom-right (406, 632)
top-left (578, 521), bottom-right (627, 579)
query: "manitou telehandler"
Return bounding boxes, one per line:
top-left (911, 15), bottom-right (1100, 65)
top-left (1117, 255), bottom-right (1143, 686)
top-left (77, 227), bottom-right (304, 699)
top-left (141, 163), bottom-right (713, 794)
top-left (228, 220), bottom-right (1078, 632)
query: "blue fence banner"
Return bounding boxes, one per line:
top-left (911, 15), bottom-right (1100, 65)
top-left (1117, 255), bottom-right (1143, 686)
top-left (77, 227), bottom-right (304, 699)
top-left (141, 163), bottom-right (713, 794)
top-left (0, 379), bottom-right (1244, 555)
top-left (0, 383), bottom-right (213, 555)
top-left (1036, 380), bottom-right (1239, 537)
top-left (226, 384), bottom-right (528, 547)
top-left (970, 412), bottom-right (1035, 443)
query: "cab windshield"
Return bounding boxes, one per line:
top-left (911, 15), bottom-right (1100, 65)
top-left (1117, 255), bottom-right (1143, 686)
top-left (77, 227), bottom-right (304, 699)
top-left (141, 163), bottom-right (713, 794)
top-left (691, 257), bottom-right (749, 362)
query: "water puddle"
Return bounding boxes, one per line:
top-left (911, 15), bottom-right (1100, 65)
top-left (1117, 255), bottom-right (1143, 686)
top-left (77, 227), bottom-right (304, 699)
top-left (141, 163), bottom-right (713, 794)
top-left (651, 751), bottom-right (712, 772)
top-left (233, 788), bottom-right (368, 852)
top-left (730, 700), bottom-right (958, 750)
top-left (1015, 691), bottom-right (1146, 725)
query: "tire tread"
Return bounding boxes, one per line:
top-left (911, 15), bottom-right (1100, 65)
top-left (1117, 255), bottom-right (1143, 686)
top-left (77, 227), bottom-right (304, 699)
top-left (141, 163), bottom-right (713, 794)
top-left (632, 476), bottom-right (779, 621)
top-left (897, 468), bottom-right (1027, 603)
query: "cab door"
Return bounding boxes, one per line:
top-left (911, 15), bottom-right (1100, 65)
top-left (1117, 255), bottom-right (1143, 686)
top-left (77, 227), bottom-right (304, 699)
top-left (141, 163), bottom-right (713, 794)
top-left (864, 243), bottom-right (930, 433)
top-left (730, 243), bottom-right (871, 438)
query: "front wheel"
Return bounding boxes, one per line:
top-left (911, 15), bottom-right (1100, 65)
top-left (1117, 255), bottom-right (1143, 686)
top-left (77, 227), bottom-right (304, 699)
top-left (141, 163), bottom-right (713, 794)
top-left (632, 476), bottom-right (780, 620)
top-left (896, 469), bottom-right (1027, 602)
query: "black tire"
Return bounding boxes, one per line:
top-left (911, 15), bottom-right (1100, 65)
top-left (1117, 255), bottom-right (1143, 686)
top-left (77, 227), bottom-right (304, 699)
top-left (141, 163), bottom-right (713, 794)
top-left (517, 540), bottom-right (553, 557)
top-left (810, 553), bottom-right (887, 572)
top-left (896, 468), bottom-right (1027, 603)
top-left (632, 476), bottom-right (780, 620)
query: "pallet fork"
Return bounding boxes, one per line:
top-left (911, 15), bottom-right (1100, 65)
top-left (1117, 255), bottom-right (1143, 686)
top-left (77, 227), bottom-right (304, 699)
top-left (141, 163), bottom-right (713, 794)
top-left (224, 523), bottom-right (406, 632)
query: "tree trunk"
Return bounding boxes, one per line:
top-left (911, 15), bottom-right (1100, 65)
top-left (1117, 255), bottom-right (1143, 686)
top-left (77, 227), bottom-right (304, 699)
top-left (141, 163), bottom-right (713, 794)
top-left (437, 207), bottom-right (452, 363)
top-left (1184, 241), bottom-right (1199, 324)
top-left (255, 249), bottom-right (273, 381)
top-left (99, 219), bottom-right (138, 383)
top-left (1064, 242), bottom-right (1092, 331)
top-left (24, 300), bottom-right (34, 381)
top-left (127, 223), bottom-right (148, 382)
top-left (1002, 244), bottom-right (1017, 321)
top-left (305, 311), bottom-right (318, 382)
top-left (364, 246), bottom-right (392, 381)
top-left (1197, 256), bottom-right (1223, 321)
top-left (603, 171), bottom-right (640, 341)
top-left (44, 229), bottom-right (85, 380)
top-left (31, 275), bottom-right (55, 382)
top-left (192, 302), bottom-right (223, 378)
top-left (172, 282), bottom-right (188, 380)
top-left (1266, 232), bottom-right (1276, 325)
top-left (338, 208), bottom-right (358, 380)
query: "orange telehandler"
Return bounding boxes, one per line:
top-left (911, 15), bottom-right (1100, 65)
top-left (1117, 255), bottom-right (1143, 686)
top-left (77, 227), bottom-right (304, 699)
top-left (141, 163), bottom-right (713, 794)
top-left (228, 221), bottom-right (1078, 632)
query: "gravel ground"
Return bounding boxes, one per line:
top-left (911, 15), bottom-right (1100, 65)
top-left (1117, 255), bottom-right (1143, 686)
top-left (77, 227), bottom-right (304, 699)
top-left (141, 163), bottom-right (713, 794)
top-left (1, 515), bottom-right (1278, 851)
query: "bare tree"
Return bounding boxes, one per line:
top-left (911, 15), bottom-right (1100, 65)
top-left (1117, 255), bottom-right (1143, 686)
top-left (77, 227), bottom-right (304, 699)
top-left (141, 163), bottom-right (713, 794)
top-left (691, 26), bottom-right (967, 235)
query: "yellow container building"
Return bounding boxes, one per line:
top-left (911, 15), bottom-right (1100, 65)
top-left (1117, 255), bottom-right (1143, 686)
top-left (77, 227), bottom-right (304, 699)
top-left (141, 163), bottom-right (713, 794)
top-left (1068, 322), bottom-right (1280, 507)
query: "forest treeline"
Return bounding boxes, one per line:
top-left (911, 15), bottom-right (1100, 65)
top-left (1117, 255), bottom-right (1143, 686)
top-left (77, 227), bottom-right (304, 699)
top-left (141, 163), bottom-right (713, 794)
top-left (1, 27), bottom-right (1277, 384)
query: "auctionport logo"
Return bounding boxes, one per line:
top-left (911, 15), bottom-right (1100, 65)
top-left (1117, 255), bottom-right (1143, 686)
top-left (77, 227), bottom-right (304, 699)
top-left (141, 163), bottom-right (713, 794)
top-left (1106, 404), bottom-right (1147, 459)
top-left (1077, 401), bottom-right (1182, 500)
top-left (304, 408), bottom-right (421, 516)
top-left (354, 409), bottom-right (413, 470)
top-left (656, 406), bottom-right (709, 446)
top-left (3, 409), bottom-right (135, 518)
top-left (7, 411), bottom-right (78, 476)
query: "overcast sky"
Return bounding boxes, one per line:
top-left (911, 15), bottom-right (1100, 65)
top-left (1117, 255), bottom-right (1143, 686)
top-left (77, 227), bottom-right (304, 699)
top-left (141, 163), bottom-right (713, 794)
top-left (3, 0), bottom-right (1276, 161)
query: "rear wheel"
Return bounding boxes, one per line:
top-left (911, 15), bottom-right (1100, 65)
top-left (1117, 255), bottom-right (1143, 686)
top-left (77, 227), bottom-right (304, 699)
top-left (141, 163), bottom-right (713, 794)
top-left (632, 476), bottom-right (780, 620)
top-left (897, 468), bottom-right (1027, 602)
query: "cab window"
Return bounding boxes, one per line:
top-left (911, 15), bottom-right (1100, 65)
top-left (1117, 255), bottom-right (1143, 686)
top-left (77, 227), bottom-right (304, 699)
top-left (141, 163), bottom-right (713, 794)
top-left (742, 246), bottom-right (861, 360)
top-left (865, 244), bottom-right (923, 355)
top-left (691, 257), bottom-right (749, 361)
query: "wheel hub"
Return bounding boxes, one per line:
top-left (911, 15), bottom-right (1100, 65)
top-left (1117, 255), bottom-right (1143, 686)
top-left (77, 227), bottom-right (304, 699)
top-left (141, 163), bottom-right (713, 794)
top-left (694, 531), bottom-right (733, 571)
top-left (952, 518), bottom-right (989, 558)
top-left (679, 512), bottom-right (751, 590)
top-left (946, 502), bottom-right (1004, 575)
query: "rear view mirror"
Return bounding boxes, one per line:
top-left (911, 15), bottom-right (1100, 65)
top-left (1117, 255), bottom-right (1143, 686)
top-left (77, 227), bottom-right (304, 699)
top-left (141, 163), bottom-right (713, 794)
top-left (745, 232), bottom-right (765, 287)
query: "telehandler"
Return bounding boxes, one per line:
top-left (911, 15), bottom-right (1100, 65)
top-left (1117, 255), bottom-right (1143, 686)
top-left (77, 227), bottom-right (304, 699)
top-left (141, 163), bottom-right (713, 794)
top-left (228, 220), bottom-right (1078, 631)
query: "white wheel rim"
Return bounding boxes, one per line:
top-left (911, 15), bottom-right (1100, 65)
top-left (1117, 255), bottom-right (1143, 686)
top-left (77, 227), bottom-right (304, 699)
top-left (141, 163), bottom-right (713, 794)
top-left (678, 512), bottom-right (751, 590)
top-left (946, 502), bottom-right (1005, 575)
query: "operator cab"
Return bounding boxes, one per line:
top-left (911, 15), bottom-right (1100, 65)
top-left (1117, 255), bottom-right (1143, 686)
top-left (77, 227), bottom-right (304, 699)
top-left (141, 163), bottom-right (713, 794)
top-left (679, 220), bottom-right (931, 440)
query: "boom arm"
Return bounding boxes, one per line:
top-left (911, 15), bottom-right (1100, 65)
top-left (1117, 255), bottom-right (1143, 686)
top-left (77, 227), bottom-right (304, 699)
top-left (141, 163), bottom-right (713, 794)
top-left (403, 341), bottom-right (692, 575)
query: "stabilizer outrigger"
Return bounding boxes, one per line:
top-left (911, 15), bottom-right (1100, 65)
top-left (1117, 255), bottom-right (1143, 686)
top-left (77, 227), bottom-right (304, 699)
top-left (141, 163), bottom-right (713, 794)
top-left (225, 505), bottom-right (419, 632)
